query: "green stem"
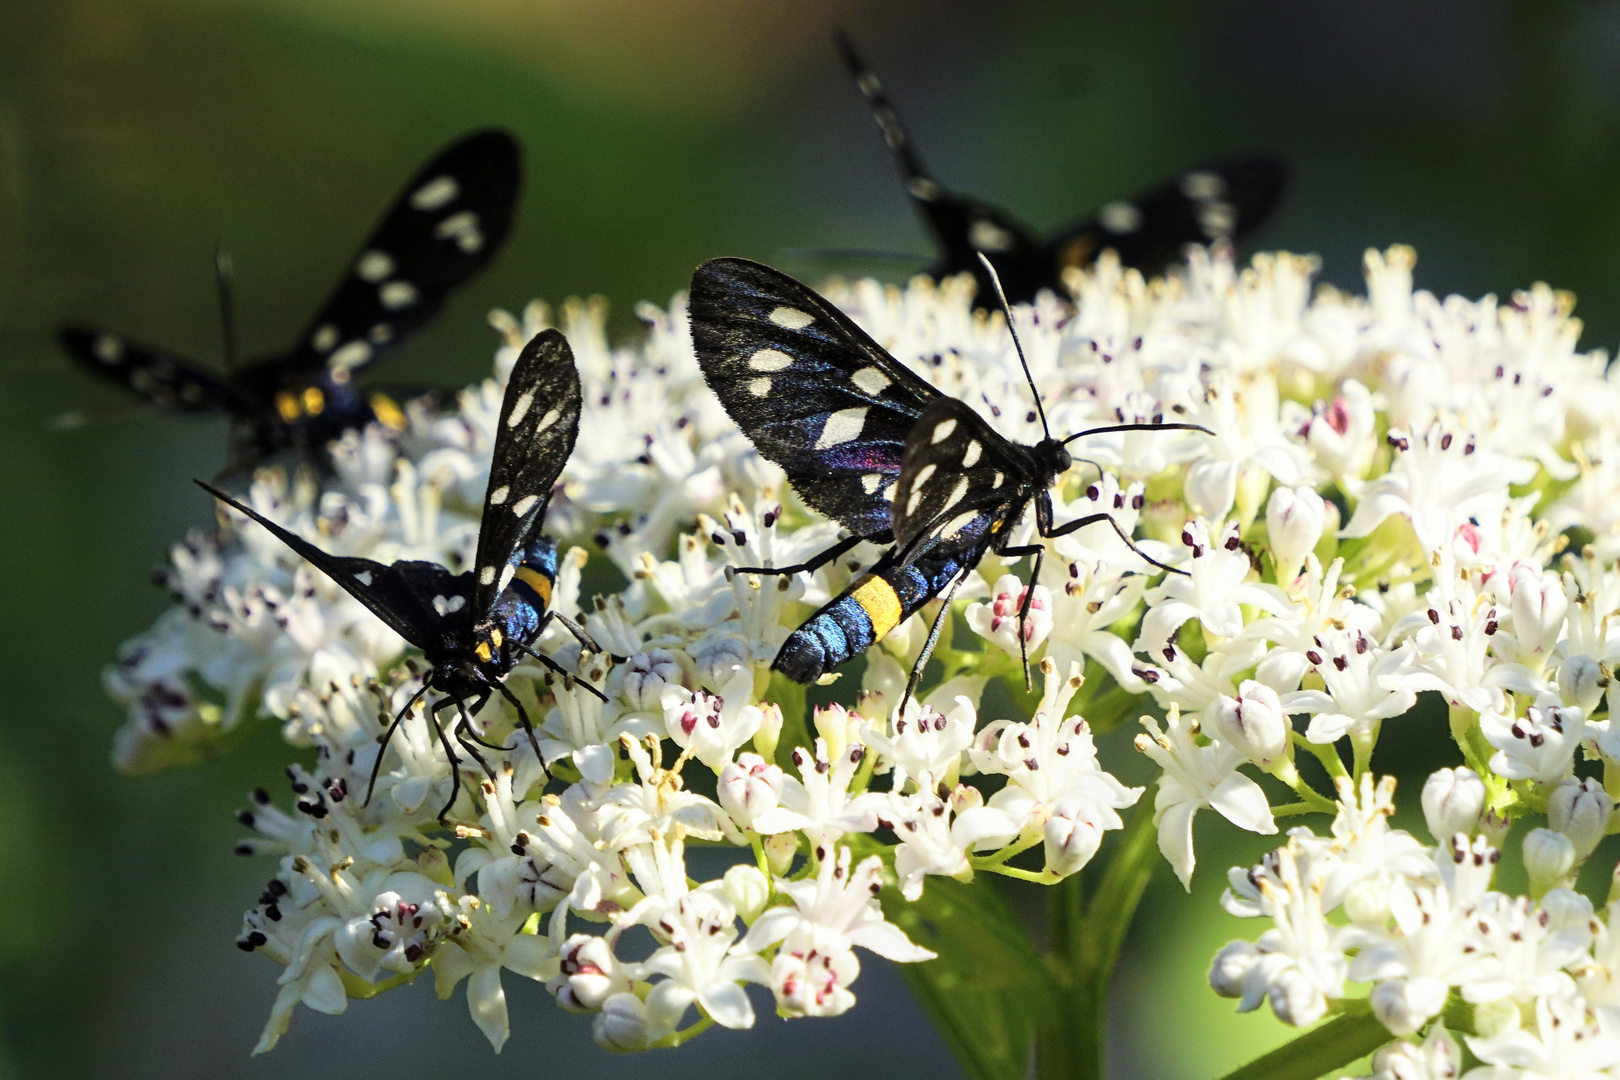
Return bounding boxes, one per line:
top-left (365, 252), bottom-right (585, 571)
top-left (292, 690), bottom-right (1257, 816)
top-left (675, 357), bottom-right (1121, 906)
top-left (1036, 871), bottom-right (1085, 1080)
top-left (1217, 1007), bottom-right (1389, 1080)
top-left (1291, 730), bottom-right (1349, 782)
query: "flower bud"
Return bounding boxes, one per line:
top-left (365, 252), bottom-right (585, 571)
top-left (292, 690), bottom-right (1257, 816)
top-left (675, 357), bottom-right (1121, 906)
top-left (1184, 459), bottom-right (1238, 521)
top-left (1481, 807), bottom-right (1511, 849)
top-left (552, 934), bottom-right (620, 1012)
top-left (1210, 680), bottom-right (1291, 770)
top-left (754, 701), bottom-right (783, 763)
top-left (1342, 878), bottom-right (1391, 927)
top-left (1266, 486), bottom-right (1326, 584)
top-left (1557, 654), bottom-right (1606, 714)
top-left (1538, 887), bottom-right (1595, 933)
top-left (1471, 998), bottom-right (1521, 1038)
top-left (718, 753), bottom-right (784, 829)
top-left (764, 831), bottom-right (798, 876)
top-left (1548, 776), bottom-right (1612, 861)
top-left (720, 863), bottom-right (771, 924)
top-left (1421, 766), bottom-right (1485, 842)
top-left (1370, 1027), bottom-right (1462, 1077)
top-left (1208, 940), bottom-right (1259, 999)
top-left (1510, 567), bottom-right (1567, 663)
top-left (1523, 827), bottom-right (1576, 894)
top-left (965, 574), bottom-right (1053, 656)
top-left (1044, 797), bottom-right (1105, 877)
top-left (620, 649), bottom-right (682, 711)
top-left (593, 992), bottom-right (650, 1051)
top-left (1267, 967), bottom-right (1328, 1027)
top-left (1369, 975), bottom-right (1447, 1036)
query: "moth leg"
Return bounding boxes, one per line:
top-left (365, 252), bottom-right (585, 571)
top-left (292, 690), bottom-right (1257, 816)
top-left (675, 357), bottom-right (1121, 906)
top-left (425, 696), bottom-right (465, 826)
top-left (495, 680), bottom-right (546, 769)
top-left (455, 689), bottom-right (509, 752)
top-left (734, 533), bottom-right (869, 577)
top-left (898, 569), bottom-right (969, 719)
top-left (448, 693), bottom-right (498, 784)
top-left (364, 680), bottom-right (433, 806)
top-left (993, 540), bottom-right (1046, 692)
top-left (548, 610), bottom-right (618, 661)
top-left (513, 641), bottom-right (610, 703)
top-left (1044, 512), bottom-right (1188, 576)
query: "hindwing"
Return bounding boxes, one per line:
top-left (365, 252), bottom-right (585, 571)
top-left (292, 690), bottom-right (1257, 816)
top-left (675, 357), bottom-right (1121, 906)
top-left (279, 129), bottom-right (522, 381)
top-left (469, 328), bottom-right (581, 617)
top-left (689, 257), bottom-right (942, 539)
top-left (58, 327), bottom-right (235, 413)
top-left (892, 397), bottom-right (1029, 564)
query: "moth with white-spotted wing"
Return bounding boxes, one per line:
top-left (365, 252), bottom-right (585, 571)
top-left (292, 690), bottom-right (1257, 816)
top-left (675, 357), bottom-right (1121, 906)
top-left (689, 256), bottom-right (1207, 708)
top-left (61, 129), bottom-right (521, 467)
top-left (835, 31), bottom-right (1287, 306)
top-left (197, 329), bottom-right (603, 824)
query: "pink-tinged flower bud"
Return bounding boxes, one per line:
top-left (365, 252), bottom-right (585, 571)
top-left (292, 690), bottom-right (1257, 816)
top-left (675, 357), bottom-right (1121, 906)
top-left (552, 934), bottom-right (620, 1012)
top-left (965, 574), bottom-right (1053, 656)
top-left (721, 864), bottom-right (770, 924)
top-left (1548, 776), bottom-right (1612, 860)
top-left (1369, 976), bottom-right (1447, 1036)
top-left (1184, 458), bottom-right (1238, 521)
top-left (1208, 940), bottom-right (1259, 998)
top-left (1211, 680), bottom-right (1291, 769)
top-left (1557, 654), bottom-right (1606, 714)
top-left (620, 648), bottom-right (682, 711)
top-left (1043, 797), bottom-right (1106, 877)
top-left (1265, 486), bottom-right (1326, 584)
top-left (764, 831), bottom-right (798, 876)
top-left (1420, 766), bottom-right (1485, 842)
top-left (593, 992), bottom-right (649, 1050)
top-left (1510, 567), bottom-right (1567, 662)
top-left (1523, 827), bottom-right (1576, 894)
top-left (1370, 1028), bottom-right (1461, 1077)
top-left (718, 752), bottom-right (784, 829)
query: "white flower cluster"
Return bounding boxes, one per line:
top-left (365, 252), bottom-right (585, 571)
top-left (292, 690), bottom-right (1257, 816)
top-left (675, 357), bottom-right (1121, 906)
top-left (105, 243), bottom-right (1620, 1073)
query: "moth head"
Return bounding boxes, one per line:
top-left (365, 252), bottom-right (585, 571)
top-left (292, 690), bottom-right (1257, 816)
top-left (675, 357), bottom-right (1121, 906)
top-left (1035, 437), bottom-right (1072, 485)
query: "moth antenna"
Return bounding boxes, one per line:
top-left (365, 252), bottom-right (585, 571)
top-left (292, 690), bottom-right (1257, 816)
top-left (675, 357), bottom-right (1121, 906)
top-left (1061, 420), bottom-right (1214, 447)
top-left (215, 240), bottom-right (238, 378)
top-left (978, 252), bottom-right (1051, 441)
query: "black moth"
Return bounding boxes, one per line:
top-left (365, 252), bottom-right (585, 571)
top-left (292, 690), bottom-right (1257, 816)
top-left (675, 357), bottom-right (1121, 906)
top-left (199, 329), bottom-right (602, 823)
top-left (835, 31), bottom-right (1287, 306)
top-left (689, 256), bottom-right (1208, 709)
top-left (63, 129), bottom-right (522, 469)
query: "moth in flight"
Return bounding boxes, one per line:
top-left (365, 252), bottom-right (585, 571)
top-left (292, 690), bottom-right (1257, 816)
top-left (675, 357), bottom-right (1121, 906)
top-left (199, 329), bottom-right (601, 823)
top-left (63, 129), bottom-right (522, 469)
top-left (835, 31), bottom-right (1287, 306)
top-left (689, 256), bottom-right (1208, 708)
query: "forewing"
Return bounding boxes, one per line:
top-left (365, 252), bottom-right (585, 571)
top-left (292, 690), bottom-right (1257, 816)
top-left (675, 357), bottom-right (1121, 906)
top-left (689, 257), bottom-right (940, 538)
top-left (1046, 155), bottom-right (1289, 277)
top-left (892, 397), bottom-right (1027, 562)
top-left (196, 480), bottom-right (442, 649)
top-left (470, 328), bottom-right (580, 617)
top-left (281, 129), bottom-right (523, 379)
top-left (59, 326), bottom-right (234, 413)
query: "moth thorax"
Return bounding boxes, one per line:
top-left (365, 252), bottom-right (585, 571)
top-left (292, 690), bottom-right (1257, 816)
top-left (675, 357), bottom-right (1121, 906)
top-left (472, 621), bottom-right (505, 663)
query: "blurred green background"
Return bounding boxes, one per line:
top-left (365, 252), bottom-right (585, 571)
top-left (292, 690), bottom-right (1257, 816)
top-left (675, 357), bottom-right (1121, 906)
top-left (3, 1), bottom-right (1619, 1076)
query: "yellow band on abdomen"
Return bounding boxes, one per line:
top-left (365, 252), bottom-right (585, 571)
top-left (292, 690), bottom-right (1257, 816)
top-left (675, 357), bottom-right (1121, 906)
top-left (850, 574), bottom-right (902, 640)
top-left (515, 566), bottom-right (553, 607)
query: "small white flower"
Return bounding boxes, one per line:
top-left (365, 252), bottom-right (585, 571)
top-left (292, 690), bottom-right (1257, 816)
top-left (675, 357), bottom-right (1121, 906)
top-left (1481, 698), bottom-right (1587, 786)
top-left (1266, 485), bottom-right (1326, 585)
top-left (964, 573), bottom-right (1053, 656)
top-left (1465, 993), bottom-right (1620, 1078)
top-left (1211, 679), bottom-right (1291, 770)
top-left (1421, 766), bottom-right (1486, 843)
top-left (1548, 776), bottom-right (1613, 861)
top-left (861, 695), bottom-right (976, 793)
top-left (717, 752), bottom-right (785, 830)
top-left (660, 665), bottom-right (762, 771)
top-left (433, 894), bottom-right (558, 1053)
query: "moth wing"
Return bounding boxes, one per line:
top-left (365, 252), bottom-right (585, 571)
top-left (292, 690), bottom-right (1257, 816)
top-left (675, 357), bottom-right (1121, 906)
top-left (59, 325), bottom-right (235, 413)
top-left (891, 396), bottom-right (1028, 563)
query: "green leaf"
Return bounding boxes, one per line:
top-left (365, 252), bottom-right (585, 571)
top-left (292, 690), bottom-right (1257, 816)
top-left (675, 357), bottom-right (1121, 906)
top-left (880, 875), bottom-right (1052, 1080)
top-left (1217, 1010), bottom-right (1390, 1080)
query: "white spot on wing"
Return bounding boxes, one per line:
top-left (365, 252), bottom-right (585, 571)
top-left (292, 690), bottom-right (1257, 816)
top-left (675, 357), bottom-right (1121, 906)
top-left (906, 487), bottom-right (925, 516)
top-left (479, 566), bottom-right (497, 586)
top-left (534, 407), bottom-right (561, 432)
top-left (941, 476), bottom-right (970, 511)
top-left (850, 367), bottom-right (891, 396)
top-left (507, 390), bottom-right (534, 427)
top-left (962, 440), bottom-right (982, 467)
top-left (749, 377), bottom-right (771, 397)
top-left (93, 334), bottom-right (123, 363)
top-left (1098, 201), bottom-right (1142, 234)
top-left (911, 463), bottom-right (937, 492)
top-left (815, 407), bottom-right (867, 449)
top-left (941, 511), bottom-right (979, 538)
top-left (329, 341), bottom-right (373, 371)
top-left (432, 593), bottom-right (467, 616)
top-left (311, 324), bottom-right (339, 353)
top-left (769, 306), bottom-right (813, 329)
top-left (410, 175), bottom-right (459, 210)
top-left (380, 281), bottom-right (419, 310)
top-left (882, 483), bottom-right (896, 503)
top-left (488, 485), bottom-right (509, 505)
top-left (368, 323), bottom-right (393, 344)
top-left (861, 473), bottom-right (883, 494)
top-left (1197, 201), bottom-right (1236, 238)
top-left (498, 564), bottom-right (515, 592)
top-left (907, 177), bottom-right (942, 200)
top-left (354, 570), bottom-right (373, 586)
top-left (931, 418), bottom-right (957, 444)
top-left (749, 348), bottom-right (793, 372)
top-left (1180, 170), bottom-right (1226, 201)
top-left (434, 210), bottom-right (484, 253)
top-left (993, 471), bottom-right (1004, 489)
top-left (511, 494), bottom-right (539, 516)
top-left (970, 219), bottom-right (1015, 252)
top-left (356, 250), bottom-right (394, 282)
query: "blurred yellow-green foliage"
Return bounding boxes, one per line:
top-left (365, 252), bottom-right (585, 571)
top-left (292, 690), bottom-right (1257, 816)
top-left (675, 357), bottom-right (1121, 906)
top-left (4, 2), bottom-right (1620, 1077)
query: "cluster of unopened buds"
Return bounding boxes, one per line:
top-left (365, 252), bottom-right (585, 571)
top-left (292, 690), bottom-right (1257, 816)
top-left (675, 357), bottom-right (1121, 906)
top-left (104, 243), bottom-right (1620, 1078)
